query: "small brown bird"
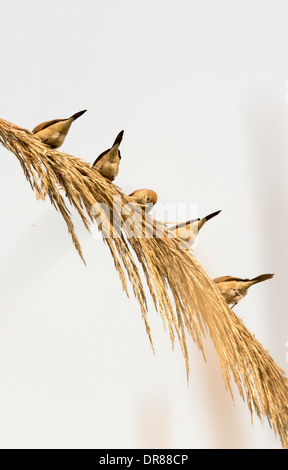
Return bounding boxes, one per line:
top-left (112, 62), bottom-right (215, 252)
top-left (213, 274), bottom-right (274, 307)
top-left (128, 189), bottom-right (158, 211)
top-left (32, 110), bottom-right (87, 149)
top-left (92, 130), bottom-right (124, 181)
top-left (169, 210), bottom-right (221, 248)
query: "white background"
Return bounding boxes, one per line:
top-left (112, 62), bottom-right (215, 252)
top-left (0, 0), bottom-right (287, 449)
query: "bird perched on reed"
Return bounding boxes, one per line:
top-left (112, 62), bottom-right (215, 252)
top-left (32, 110), bottom-right (87, 149)
top-left (168, 210), bottom-right (221, 248)
top-left (213, 274), bottom-right (274, 308)
top-left (92, 130), bottom-right (124, 181)
top-left (128, 189), bottom-right (158, 212)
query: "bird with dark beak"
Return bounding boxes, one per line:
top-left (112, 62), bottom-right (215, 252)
top-left (169, 210), bottom-right (221, 248)
top-left (32, 110), bottom-right (87, 149)
top-left (213, 274), bottom-right (274, 308)
top-left (92, 130), bottom-right (124, 181)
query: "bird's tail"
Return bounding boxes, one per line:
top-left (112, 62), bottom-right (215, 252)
top-left (113, 130), bottom-right (124, 147)
top-left (71, 110), bottom-right (87, 121)
top-left (199, 210), bottom-right (221, 229)
top-left (251, 274), bottom-right (274, 284)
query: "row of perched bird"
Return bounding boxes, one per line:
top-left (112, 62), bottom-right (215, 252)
top-left (31, 109), bottom-right (274, 308)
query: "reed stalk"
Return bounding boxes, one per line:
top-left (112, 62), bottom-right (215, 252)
top-left (0, 117), bottom-right (287, 448)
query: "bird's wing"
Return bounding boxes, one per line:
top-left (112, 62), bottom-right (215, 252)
top-left (92, 148), bottom-right (111, 166)
top-left (213, 276), bottom-right (248, 283)
top-left (32, 118), bottom-right (65, 134)
top-left (169, 219), bottom-right (199, 231)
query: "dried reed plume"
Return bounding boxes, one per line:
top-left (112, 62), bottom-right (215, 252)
top-left (0, 117), bottom-right (287, 448)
